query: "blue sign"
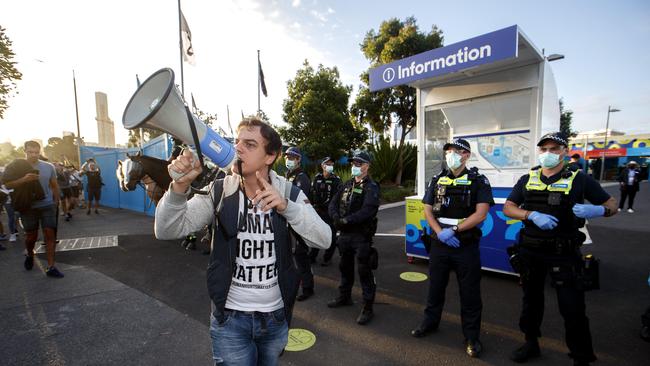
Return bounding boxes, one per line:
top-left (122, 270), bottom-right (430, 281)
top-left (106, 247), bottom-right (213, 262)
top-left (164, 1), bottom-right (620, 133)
top-left (369, 25), bottom-right (519, 92)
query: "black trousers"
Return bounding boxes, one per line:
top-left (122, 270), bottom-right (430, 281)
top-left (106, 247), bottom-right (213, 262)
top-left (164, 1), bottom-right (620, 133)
top-left (619, 188), bottom-right (637, 209)
top-left (309, 220), bottom-right (337, 262)
top-left (422, 242), bottom-right (482, 341)
top-left (337, 232), bottom-right (376, 303)
top-left (519, 247), bottom-right (596, 363)
top-left (294, 237), bottom-right (314, 291)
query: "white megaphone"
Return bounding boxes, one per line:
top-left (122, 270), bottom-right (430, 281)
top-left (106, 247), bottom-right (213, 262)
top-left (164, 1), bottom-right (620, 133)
top-left (122, 68), bottom-right (235, 174)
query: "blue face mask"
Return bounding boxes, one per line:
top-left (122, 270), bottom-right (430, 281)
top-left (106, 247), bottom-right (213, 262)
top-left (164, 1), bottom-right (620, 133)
top-left (324, 165), bottom-right (334, 173)
top-left (538, 152), bottom-right (561, 168)
top-left (286, 160), bottom-right (296, 170)
top-left (351, 166), bottom-right (362, 177)
top-left (445, 151), bottom-right (463, 170)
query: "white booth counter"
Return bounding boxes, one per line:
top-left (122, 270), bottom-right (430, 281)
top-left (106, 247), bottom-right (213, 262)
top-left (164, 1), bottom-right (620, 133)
top-left (369, 25), bottom-right (560, 273)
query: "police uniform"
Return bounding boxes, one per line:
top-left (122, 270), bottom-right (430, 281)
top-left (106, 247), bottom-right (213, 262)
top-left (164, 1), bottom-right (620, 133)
top-left (309, 166), bottom-right (341, 264)
top-left (327, 152), bottom-right (380, 323)
top-left (508, 165), bottom-right (609, 364)
top-left (417, 163), bottom-right (494, 345)
top-left (285, 148), bottom-right (314, 300)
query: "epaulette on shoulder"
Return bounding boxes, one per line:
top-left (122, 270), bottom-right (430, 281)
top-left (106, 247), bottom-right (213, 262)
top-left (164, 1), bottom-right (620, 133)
top-left (531, 165), bottom-right (542, 171)
top-left (468, 167), bottom-right (479, 178)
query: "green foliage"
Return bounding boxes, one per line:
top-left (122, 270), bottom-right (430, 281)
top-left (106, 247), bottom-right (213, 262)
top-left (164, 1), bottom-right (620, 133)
top-left (0, 26), bottom-right (23, 120)
top-left (380, 185), bottom-right (415, 203)
top-left (368, 137), bottom-right (417, 184)
top-left (353, 17), bottom-right (443, 184)
top-left (280, 60), bottom-right (366, 162)
top-left (44, 134), bottom-right (79, 166)
top-left (559, 98), bottom-right (576, 137)
top-left (0, 142), bottom-right (23, 166)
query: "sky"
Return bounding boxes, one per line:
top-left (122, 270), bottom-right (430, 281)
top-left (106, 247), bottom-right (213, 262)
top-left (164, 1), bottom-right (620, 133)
top-left (1, 0), bottom-right (649, 147)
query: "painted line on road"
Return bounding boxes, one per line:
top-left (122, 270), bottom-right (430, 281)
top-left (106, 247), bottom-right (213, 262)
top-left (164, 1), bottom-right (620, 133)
top-left (35, 235), bottom-right (118, 253)
top-left (375, 233), bottom-right (405, 237)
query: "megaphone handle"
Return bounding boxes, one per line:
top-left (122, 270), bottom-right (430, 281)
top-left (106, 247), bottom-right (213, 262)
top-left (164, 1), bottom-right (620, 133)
top-left (169, 148), bottom-right (200, 181)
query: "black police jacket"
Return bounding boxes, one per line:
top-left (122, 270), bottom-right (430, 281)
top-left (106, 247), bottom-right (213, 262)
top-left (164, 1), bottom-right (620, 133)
top-left (328, 175), bottom-right (380, 235)
top-left (311, 172), bottom-right (341, 214)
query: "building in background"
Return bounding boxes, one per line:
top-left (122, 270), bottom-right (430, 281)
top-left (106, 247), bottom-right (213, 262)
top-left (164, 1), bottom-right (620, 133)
top-left (95, 92), bottom-right (115, 147)
top-left (569, 131), bottom-right (650, 180)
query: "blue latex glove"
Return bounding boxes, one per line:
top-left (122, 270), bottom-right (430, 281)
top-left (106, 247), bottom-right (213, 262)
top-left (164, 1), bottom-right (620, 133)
top-left (527, 211), bottom-right (559, 230)
top-left (437, 228), bottom-right (460, 248)
top-left (572, 204), bottom-right (605, 219)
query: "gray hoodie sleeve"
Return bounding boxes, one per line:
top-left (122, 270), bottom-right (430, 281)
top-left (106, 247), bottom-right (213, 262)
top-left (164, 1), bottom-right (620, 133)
top-left (154, 183), bottom-right (214, 240)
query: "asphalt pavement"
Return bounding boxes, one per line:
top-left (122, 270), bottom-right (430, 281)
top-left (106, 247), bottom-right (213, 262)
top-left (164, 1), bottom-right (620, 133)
top-left (1, 184), bottom-right (648, 365)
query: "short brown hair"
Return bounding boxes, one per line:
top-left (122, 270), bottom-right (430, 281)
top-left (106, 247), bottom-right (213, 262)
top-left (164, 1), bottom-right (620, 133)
top-left (237, 117), bottom-right (282, 163)
top-left (24, 140), bottom-right (41, 150)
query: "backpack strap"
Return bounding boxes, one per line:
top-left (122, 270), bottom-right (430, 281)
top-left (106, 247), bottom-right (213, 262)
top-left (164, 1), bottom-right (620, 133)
top-left (212, 178), bottom-right (226, 216)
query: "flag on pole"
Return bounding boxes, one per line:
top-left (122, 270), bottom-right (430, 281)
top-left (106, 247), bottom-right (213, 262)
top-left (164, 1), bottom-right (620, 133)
top-left (181, 11), bottom-right (196, 65)
top-left (136, 74), bottom-right (141, 88)
top-left (191, 93), bottom-right (198, 112)
top-left (258, 59), bottom-right (268, 97)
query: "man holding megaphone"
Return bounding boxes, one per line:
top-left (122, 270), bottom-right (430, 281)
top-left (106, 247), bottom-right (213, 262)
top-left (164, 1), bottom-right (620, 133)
top-left (154, 117), bottom-right (332, 366)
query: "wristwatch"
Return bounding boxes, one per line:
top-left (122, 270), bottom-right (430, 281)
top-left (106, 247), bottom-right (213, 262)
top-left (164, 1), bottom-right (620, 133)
top-left (451, 225), bottom-right (459, 232)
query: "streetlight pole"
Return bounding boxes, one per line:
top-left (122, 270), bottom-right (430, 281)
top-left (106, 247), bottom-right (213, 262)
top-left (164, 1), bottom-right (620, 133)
top-left (598, 105), bottom-right (621, 181)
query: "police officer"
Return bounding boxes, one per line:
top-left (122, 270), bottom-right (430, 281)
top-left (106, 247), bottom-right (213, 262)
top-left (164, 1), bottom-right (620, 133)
top-left (284, 147), bottom-right (315, 301)
top-left (503, 132), bottom-right (618, 366)
top-left (327, 150), bottom-right (380, 325)
top-left (410, 138), bottom-right (493, 358)
top-left (309, 157), bottom-right (341, 266)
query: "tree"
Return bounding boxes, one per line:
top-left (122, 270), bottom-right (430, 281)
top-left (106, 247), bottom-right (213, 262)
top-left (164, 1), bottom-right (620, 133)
top-left (0, 141), bottom-right (23, 166)
top-left (44, 134), bottom-right (79, 166)
top-left (280, 60), bottom-right (366, 161)
top-left (354, 17), bottom-right (444, 185)
top-left (559, 98), bottom-right (576, 137)
top-left (0, 26), bottom-right (23, 120)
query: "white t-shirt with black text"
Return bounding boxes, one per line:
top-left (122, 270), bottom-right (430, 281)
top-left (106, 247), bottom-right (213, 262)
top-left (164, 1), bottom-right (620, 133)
top-left (225, 191), bottom-right (284, 312)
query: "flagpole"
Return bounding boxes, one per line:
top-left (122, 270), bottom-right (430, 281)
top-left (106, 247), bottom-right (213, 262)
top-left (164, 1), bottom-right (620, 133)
top-left (227, 105), bottom-right (233, 138)
top-left (72, 69), bottom-right (82, 165)
top-left (177, 0), bottom-right (185, 97)
top-left (257, 50), bottom-right (260, 113)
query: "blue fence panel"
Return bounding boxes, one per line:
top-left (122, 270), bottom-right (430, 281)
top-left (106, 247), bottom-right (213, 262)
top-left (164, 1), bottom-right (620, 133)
top-left (78, 134), bottom-right (172, 216)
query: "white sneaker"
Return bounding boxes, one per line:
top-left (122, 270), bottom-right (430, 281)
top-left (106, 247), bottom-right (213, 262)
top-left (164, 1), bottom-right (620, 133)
top-left (627, 209), bottom-right (634, 213)
top-left (9, 233), bottom-right (17, 242)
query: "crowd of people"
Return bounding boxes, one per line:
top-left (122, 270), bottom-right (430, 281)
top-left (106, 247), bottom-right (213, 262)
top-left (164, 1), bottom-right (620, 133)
top-left (2, 121), bottom-right (646, 366)
top-left (0, 141), bottom-right (103, 273)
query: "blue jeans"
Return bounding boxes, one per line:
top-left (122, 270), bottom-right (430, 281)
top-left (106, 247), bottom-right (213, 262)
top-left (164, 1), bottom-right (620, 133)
top-left (210, 308), bottom-right (288, 366)
top-left (4, 202), bottom-right (17, 233)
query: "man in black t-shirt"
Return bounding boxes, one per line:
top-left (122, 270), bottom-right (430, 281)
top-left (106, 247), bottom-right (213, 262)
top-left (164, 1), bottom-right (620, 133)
top-left (81, 160), bottom-right (102, 214)
top-left (504, 132), bottom-right (618, 366)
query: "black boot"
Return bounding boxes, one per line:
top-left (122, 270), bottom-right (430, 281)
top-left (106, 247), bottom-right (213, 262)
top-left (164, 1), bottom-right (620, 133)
top-left (510, 339), bottom-right (540, 363)
top-left (411, 322), bottom-right (438, 338)
top-left (296, 288), bottom-right (314, 301)
top-left (327, 296), bottom-right (353, 308)
top-left (465, 339), bottom-right (483, 358)
top-left (356, 303), bottom-right (374, 325)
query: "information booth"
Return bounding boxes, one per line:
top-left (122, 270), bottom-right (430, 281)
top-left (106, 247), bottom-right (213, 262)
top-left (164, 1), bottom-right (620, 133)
top-left (369, 25), bottom-right (561, 274)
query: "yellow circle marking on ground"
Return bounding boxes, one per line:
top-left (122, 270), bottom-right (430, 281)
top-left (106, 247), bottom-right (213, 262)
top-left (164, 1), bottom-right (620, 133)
top-left (285, 328), bottom-right (316, 352)
top-left (400, 272), bottom-right (428, 282)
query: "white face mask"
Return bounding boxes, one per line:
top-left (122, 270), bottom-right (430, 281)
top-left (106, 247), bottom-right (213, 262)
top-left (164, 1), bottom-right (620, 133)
top-left (324, 165), bottom-right (334, 173)
top-left (538, 152), bottom-right (561, 168)
top-left (351, 166), bottom-right (362, 177)
top-left (286, 159), bottom-right (296, 170)
top-left (445, 151), bottom-right (463, 170)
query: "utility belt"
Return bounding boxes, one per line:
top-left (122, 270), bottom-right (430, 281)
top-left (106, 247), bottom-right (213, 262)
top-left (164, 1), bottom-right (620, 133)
top-left (421, 217), bottom-right (481, 253)
top-left (518, 231), bottom-right (585, 254)
top-left (507, 245), bottom-right (600, 291)
top-left (437, 217), bottom-right (482, 244)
